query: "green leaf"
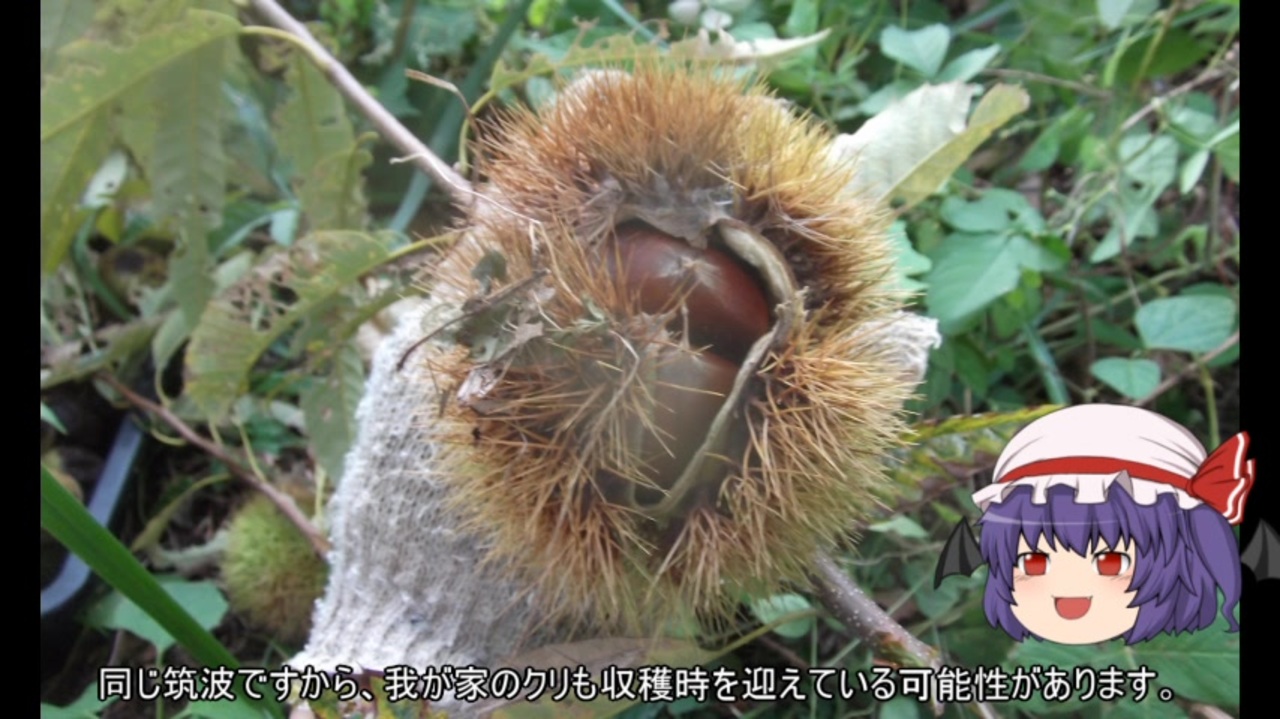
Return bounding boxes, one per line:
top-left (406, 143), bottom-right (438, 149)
top-left (1136, 295), bottom-right (1236, 353)
top-left (40, 682), bottom-right (117, 719)
top-left (41, 108), bottom-right (111, 273)
top-left (1179, 149), bottom-right (1211, 194)
top-left (1006, 613), bottom-right (1238, 713)
top-left (40, 9), bottom-right (241, 143)
top-left (1097, 0), bottom-right (1136, 30)
top-left (296, 143), bottom-right (374, 231)
top-left (85, 577), bottom-right (228, 656)
top-left (880, 24), bottom-right (951, 78)
top-left (925, 233), bottom-right (1053, 330)
top-left (783, 0), bottom-right (819, 38)
top-left (937, 45), bottom-right (1000, 82)
top-left (1090, 358), bottom-right (1160, 399)
top-left (886, 221), bottom-right (931, 293)
top-left (185, 231), bottom-right (395, 419)
top-left (41, 0), bottom-right (96, 78)
top-left (834, 83), bottom-right (1030, 210)
top-left (940, 194), bottom-right (1014, 233)
top-left (150, 39), bottom-right (229, 228)
top-left (1215, 131), bottom-right (1239, 183)
top-left (42, 402), bottom-right (69, 434)
top-left (40, 468), bottom-right (254, 684)
top-left (301, 342), bottom-right (365, 482)
top-left (276, 55), bottom-right (357, 188)
top-left (867, 515), bottom-right (929, 540)
top-left (749, 593), bottom-right (815, 639)
top-left (1119, 134), bottom-right (1179, 190)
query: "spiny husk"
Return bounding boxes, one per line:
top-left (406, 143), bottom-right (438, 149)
top-left (422, 64), bottom-right (913, 632)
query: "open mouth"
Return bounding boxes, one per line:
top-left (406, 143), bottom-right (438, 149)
top-left (1054, 596), bottom-right (1092, 620)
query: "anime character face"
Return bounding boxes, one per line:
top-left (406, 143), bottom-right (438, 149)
top-left (1010, 534), bottom-right (1139, 645)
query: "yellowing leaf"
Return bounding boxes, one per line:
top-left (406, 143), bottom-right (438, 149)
top-left (832, 83), bottom-right (1030, 210)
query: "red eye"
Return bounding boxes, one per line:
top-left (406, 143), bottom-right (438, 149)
top-left (1093, 551), bottom-right (1131, 576)
top-left (1017, 552), bottom-right (1050, 576)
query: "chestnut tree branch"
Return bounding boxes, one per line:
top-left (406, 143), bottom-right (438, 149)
top-left (242, 0), bottom-right (473, 203)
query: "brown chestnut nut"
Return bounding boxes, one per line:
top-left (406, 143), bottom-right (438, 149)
top-left (606, 222), bottom-right (771, 362)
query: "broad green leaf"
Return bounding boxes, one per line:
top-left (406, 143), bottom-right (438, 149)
top-left (940, 194), bottom-right (1014, 233)
top-left (40, 108), bottom-right (111, 273)
top-left (39, 683), bottom-right (116, 719)
top-left (1097, 0), bottom-right (1136, 30)
top-left (40, 9), bottom-right (241, 143)
top-left (1119, 134), bottom-right (1178, 190)
top-left (937, 45), bottom-right (1001, 82)
top-left (1006, 613), bottom-right (1238, 713)
top-left (185, 231), bottom-right (395, 418)
top-left (85, 576), bottom-right (229, 655)
top-left (867, 515), bottom-right (929, 540)
top-left (750, 593), bottom-right (815, 639)
top-left (925, 233), bottom-right (1053, 330)
top-left (276, 55), bottom-right (356, 188)
top-left (834, 83), bottom-right (1030, 210)
top-left (1090, 357), bottom-right (1160, 399)
top-left (1136, 296), bottom-right (1236, 353)
top-left (880, 24), bottom-right (951, 78)
top-left (150, 39), bottom-right (229, 228)
top-left (301, 342), bottom-right (365, 483)
top-left (886, 221), bottom-right (931, 293)
top-left (41, 0), bottom-right (95, 78)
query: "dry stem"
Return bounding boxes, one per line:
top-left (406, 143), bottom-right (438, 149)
top-left (99, 373), bottom-right (331, 559)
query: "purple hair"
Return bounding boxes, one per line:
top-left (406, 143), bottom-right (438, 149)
top-left (979, 484), bottom-right (1241, 644)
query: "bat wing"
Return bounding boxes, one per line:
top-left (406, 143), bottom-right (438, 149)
top-left (1242, 519), bottom-right (1280, 582)
top-left (934, 520), bottom-right (985, 589)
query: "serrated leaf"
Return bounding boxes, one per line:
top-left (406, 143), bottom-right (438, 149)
top-left (41, 9), bottom-right (241, 143)
top-left (1091, 358), bottom-right (1160, 399)
top-left (1119, 134), bottom-right (1178, 190)
top-left (880, 24), bottom-right (951, 78)
top-left (297, 144), bottom-right (373, 231)
top-left (83, 577), bottom-right (228, 656)
top-left (1136, 296), bottom-right (1236, 353)
top-left (150, 39), bottom-right (229, 227)
top-left (185, 231), bottom-right (395, 419)
top-left (41, 0), bottom-right (96, 78)
top-left (834, 83), bottom-right (1029, 210)
top-left (750, 593), bottom-right (815, 639)
top-left (41, 108), bottom-right (111, 273)
top-left (301, 342), bottom-right (365, 482)
top-left (276, 55), bottom-right (356, 185)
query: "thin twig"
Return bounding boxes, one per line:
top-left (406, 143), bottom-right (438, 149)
top-left (1133, 331), bottom-right (1239, 408)
top-left (99, 373), bottom-right (332, 559)
top-left (243, 0), bottom-right (472, 202)
top-left (980, 68), bottom-right (1112, 98)
top-left (810, 551), bottom-right (1002, 719)
top-left (1118, 54), bottom-right (1236, 134)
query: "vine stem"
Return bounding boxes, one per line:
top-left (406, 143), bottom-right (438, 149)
top-left (242, 0), bottom-right (473, 203)
top-left (98, 373), bottom-right (331, 559)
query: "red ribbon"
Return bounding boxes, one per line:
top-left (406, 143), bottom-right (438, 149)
top-left (997, 432), bottom-right (1255, 525)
